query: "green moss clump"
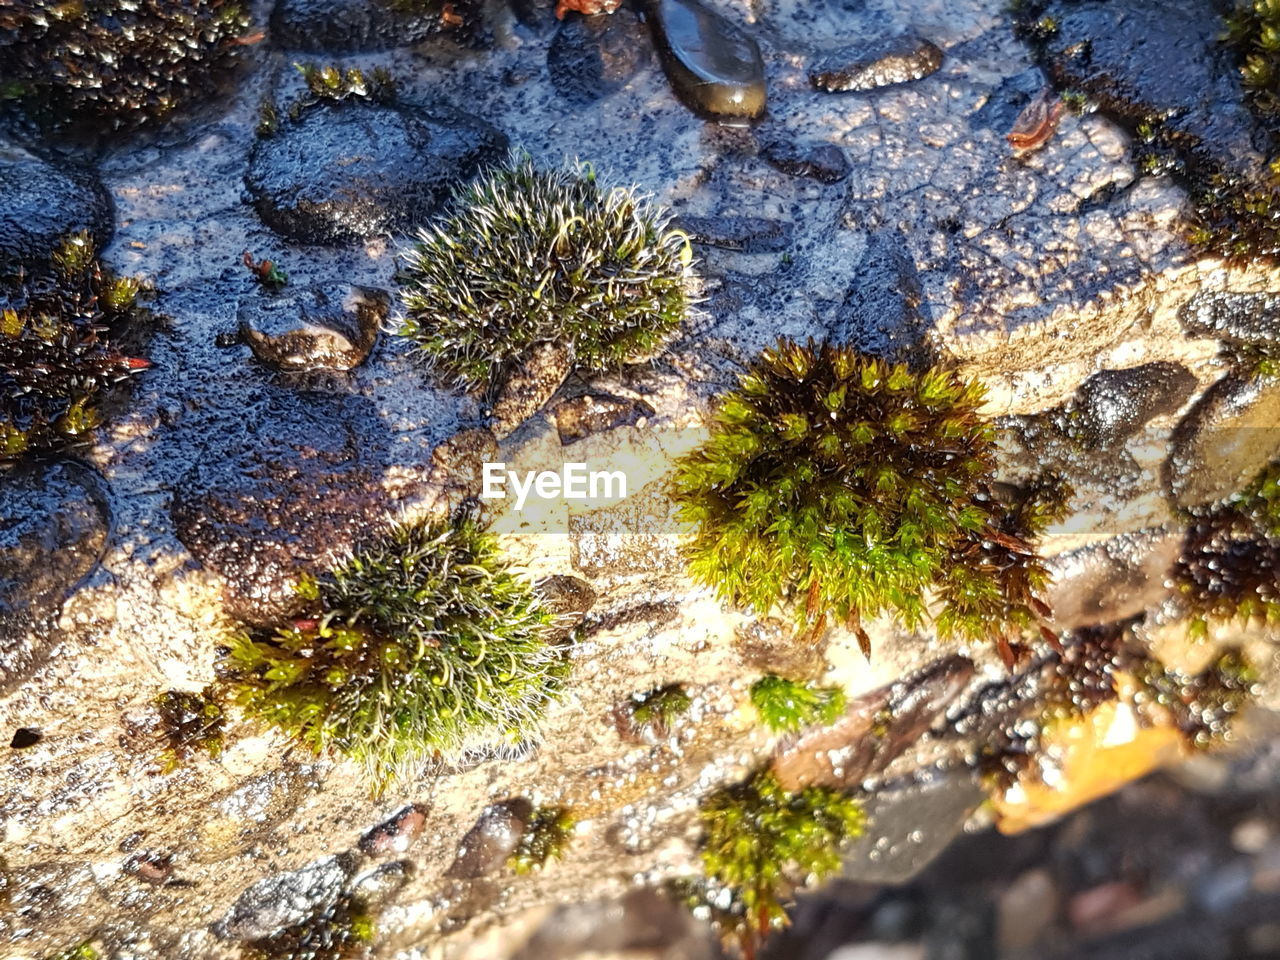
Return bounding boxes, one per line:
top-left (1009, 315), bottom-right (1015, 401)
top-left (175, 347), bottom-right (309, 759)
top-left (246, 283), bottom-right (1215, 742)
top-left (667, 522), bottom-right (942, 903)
top-left (226, 518), bottom-right (566, 789)
top-left (749, 675), bottom-right (845, 734)
top-left (623, 683), bottom-right (693, 740)
top-left (154, 688), bottom-right (225, 772)
top-left (0, 0), bottom-right (252, 134)
top-left (1, 232), bottom-right (149, 462)
top-left (397, 152), bottom-right (694, 394)
top-left (294, 63), bottom-right (396, 104)
top-left (672, 338), bottom-right (1063, 661)
top-left (1135, 649), bottom-right (1259, 749)
top-left (42, 945), bottom-right (97, 960)
top-left (697, 770), bottom-right (864, 953)
top-left (243, 892), bottom-right (375, 960)
top-left (509, 806), bottom-right (576, 874)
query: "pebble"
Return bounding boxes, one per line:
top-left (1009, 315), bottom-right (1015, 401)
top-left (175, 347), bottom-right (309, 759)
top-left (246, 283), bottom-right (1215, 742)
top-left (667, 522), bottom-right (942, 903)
top-left (0, 143), bottom-right (113, 274)
top-left (1060, 362), bottom-right (1197, 449)
top-left (676, 214), bottom-right (791, 252)
top-left (645, 0), bottom-right (766, 123)
top-left (548, 12), bottom-right (651, 105)
top-left (445, 799), bottom-right (532, 879)
top-left (759, 137), bottom-right (851, 183)
top-left (551, 392), bottom-right (655, 445)
top-left (237, 284), bottom-right (387, 372)
top-left (809, 34), bottom-right (943, 93)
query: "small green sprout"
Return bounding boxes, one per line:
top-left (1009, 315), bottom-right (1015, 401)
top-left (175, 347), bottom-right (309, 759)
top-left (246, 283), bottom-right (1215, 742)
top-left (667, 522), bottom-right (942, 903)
top-left (293, 63), bottom-right (396, 103)
top-left (43, 944), bottom-right (98, 960)
top-left (622, 683), bottom-right (693, 740)
top-left (397, 151), bottom-right (695, 394)
top-left (672, 338), bottom-right (1063, 663)
top-left (225, 518), bottom-right (566, 789)
top-left (749, 675), bottom-right (845, 734)
top-left (697, 770), bottom-right (864, 954)
top-left (242, 250), bottom-right (288, 288)
top-left (509, 806), bottom-right (576, 874)
top-left (154, 689), bottom-right (225, 772)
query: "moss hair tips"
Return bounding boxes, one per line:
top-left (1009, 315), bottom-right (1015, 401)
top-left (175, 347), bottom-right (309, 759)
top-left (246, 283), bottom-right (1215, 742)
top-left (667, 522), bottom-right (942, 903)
top-left (224, 517), bottom-right (567, 789)
top-left (672, 338), bottom-right (1066, 663)
top-left (396, 151), bottom-right (695, 395)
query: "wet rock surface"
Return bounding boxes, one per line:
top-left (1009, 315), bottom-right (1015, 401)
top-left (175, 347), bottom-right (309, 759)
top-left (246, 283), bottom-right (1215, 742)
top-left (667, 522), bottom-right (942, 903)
top-left (169, 391), bottom-right (409, 623)
top-left (1059, 362), bottom-right (1197, 449)
top-left (758, 137), bottom-right (851, 184)
top-left (548, 11), bottom-right (652, 105)
top-left (269, 0), bottom-right (475, 52)
top-left (1180, 290), bottom-right (1280, 349)
top-left (1046, 527), bottom-right (1184, 631)
top-left (237, 283), bottom-right (387, 371)
top-left (831, 229), bottom-right (931, 366)
top-left (809, 34), bottom-right (944, 93)
top-left (552, 392), bottom-right (655, 445)
top-left (645, 0), bottom-right (766, 122)
top-left (0, 144), bottom-right (113, 272)
top-left (1164, 374), bottom-right (1280, 509)
top-left (676, 214), bottom-right (791, 252)
top-left (215, 854), bottom-right (356, 941)
top-left (245, 99), bottom-right (506, 245)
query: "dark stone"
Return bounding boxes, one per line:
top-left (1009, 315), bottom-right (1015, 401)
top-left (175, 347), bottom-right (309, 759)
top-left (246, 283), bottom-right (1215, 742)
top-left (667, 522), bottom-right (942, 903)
top-left (1060, 362), bottom-right (1197, 449)
top-left (0, 460), bottom-right (109, 689)
top-left (359, 804), bottom-right (428, 856)
top-left (0, 143), bottom-right (113, 276)
top-left (1163, 374), bottom-right (1280, 509)
top-left (645, 0), bottom-right (766, 123)
top-left (758, 137), bottom-right (850, 183)
top-left (269, 0), bottom-right (479, 52)
top-left (246, 99), bottom-right (506, 245)
top-left (1179, 289), bottom-right (1280, 348)
top-left (1038, 0), bottom-right (1268, 179)
top-left (1045, 527), bottom-right (1183, 631)
top-left (839, 770), bottom-right (987, 885)
top-left (215, 853), bottom-right (357, 941)
top-left (445, 799), bottom-right (532, 879)
top-left (676, 214), bottom-right (791, 252)
top-left (552, 393), bottom-right (656, 445)
top-left (170, 392), bottom-right (413, 624)
top-left (832, 229), bottom-right (931, 366)
top-left (809, 34), bottom-right (943, 93)
top-left (548, 12), bottom-right (651, 105)
top-left (237, 284), bottom-right (388, 372)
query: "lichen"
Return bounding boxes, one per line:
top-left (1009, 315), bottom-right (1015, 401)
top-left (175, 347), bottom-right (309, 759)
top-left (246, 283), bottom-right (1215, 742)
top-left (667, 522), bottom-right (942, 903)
top-left (224, 518), bottom-right (566, 789)
top-left (1, 231), bottom-right (149, 462)
top-left (671, 338), bottom-right (1065, 662)
top-left (748, 675), bottom-right (845, 734)
top-left (154, 688), bottom-right (225, 773)
top-left (694, 770), bottom-right (864, 956)
top-left (508, 805), bottom-right (576, 874)
top-left (397, 151), bottom-right (694, 395)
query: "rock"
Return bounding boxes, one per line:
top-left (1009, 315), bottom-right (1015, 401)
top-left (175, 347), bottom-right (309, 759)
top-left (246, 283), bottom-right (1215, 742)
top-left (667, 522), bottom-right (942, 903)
top-left (535, 574), bottom-right (598, 619)
top-left (832, 229), bottom-right (931, 366)
top-left (1179, 290), bottom-right (1280, 349)
top-left (445, 799), bottom-right (532, 879)
top-left (548, 12), bottom-right (651, 105)
top-left (1163, 374), bottom-right (1280, 509)
top-left (1046, 527), bottom-right (1183, 631)
top-left (1060, 362), bottom-right (1197, 449)
top-left (424, 428), bottom-right (501, 511)
top-left (237, 284), bottom-right (387, 372)
top-left (0, 143), bottom-right (113, 275)
top-left (245, 99), bottom-right (506, 245)
top-left (359, 804), bottom-right (428, 856)
top-left (551, 393), bottom-right (655, 445)
top-left (997, 869), bottom-right (1058, 955)
top-left (676, 214), bottom-right (791, 252)
top-left (645, 0), bottom-right (766, 123)
top-left (215, 854), bottom-right (355, 941)
top-left (169, 392), bottom-right (408, 624)
top-left (1038, 0), bottom-right (1267, 179)
top-left (0, 460), bottom-right (109, 690)
top-left (269, 0), bottom-right (477, 52)
top-left (809, 34), bottom-right (944, 93)
top-left (490, 340), bottom-right (573, 438)
top-left (759, 137), bottom-right (851, 184)
top-left (839, 770), bottom-right (987, 885)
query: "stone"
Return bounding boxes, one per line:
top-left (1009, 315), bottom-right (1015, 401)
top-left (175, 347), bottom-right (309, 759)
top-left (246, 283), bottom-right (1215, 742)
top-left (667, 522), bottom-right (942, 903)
top-left (831, 229), bottom-right (931, 366)
top-left (215, 854), bottom-right (356, 941)
top-left (759, 137), bottom-right (851, 184)
top-left (269, 0), bottom-right (478, 52)
top-left (548, 12), bottom-right (651, 105)
top-left (0, 143), bottom-right (113, 275)
top-left (645, 0), bottom-right (766, 123)
top-left (809, 34), bottom-right (944, 93)
top-left (489, 341), bottom-right (573, 438)
top-left (445, 799), bottom-right (532, 879)
top-left (237, 284), bottom-right (387, 372)
top-left (1060, 362), bottom-right (1197, 449)
top-left (0, 460), bottom-right (109, 691)
top-left (169, 391), bottom-right (409, 624)
top-left (676, 214), bottom-right (791, 253)
top-left (358, 804), bottom-right (428, 856)
top-left (1179, 290), bottom-right (1280, 348)
top-left (551, 392), bottom-right (655, 445)
top-left (245, 99), bottom-right (506, 245)
top-left (1045, 527), bottom-right (1184, 631)
top-left (1164, 374), bottom-right (1280, 509)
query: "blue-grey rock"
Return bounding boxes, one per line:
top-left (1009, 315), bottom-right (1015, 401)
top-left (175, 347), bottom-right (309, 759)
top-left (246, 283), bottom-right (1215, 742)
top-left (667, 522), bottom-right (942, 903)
top-left (0, 143), bottom-right (113, 275)
top-left (548, 12), bottom-right (651, 105)
top-left (832, 229), bottom-right (931, 366)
